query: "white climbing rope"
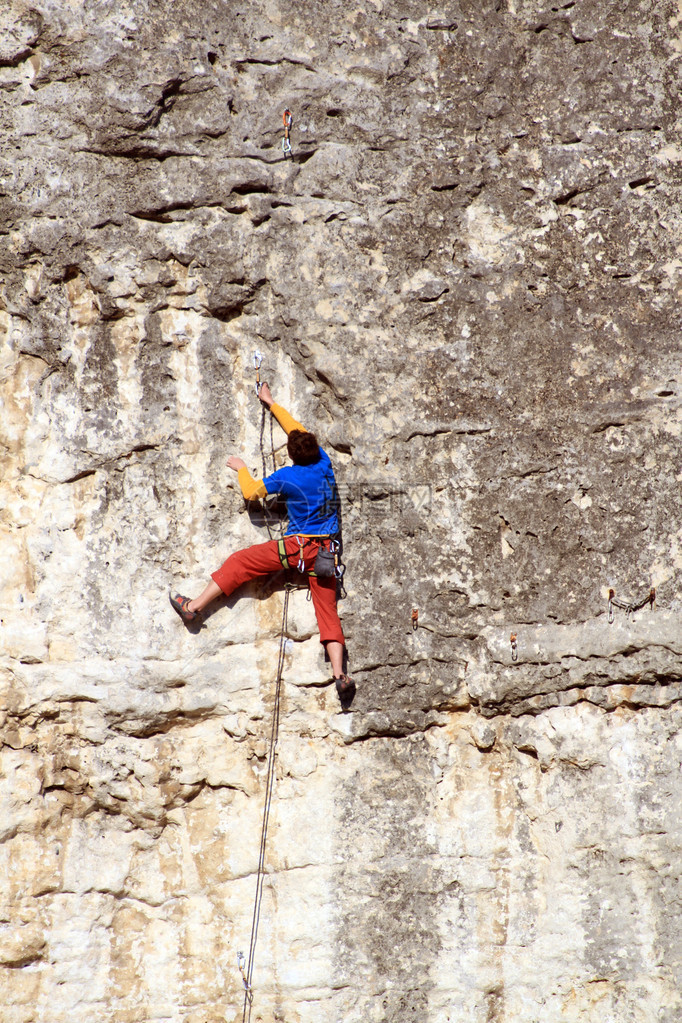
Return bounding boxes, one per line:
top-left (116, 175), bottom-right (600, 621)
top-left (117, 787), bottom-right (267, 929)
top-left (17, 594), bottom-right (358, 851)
top-left (240, 586), bottom-right (291, 1023)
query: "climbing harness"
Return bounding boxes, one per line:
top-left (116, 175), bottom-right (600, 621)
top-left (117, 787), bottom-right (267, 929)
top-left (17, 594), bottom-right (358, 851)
top-left (275, 535), bottom-right (344, 579)
top-left (608, 586), bottom-right (655, 623)
top-left (240, 585), bottom-right (292, 1023)
top-left (411, 607), bottom-right (419, 631)
top-left (282, 108), bottom-right (293, 157)
top-left (510, 632), bottom-right (518, 662)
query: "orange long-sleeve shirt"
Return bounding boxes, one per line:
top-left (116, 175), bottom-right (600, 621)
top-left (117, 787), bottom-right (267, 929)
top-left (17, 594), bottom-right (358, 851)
top-left (237, 401), bottom-right (306, 500)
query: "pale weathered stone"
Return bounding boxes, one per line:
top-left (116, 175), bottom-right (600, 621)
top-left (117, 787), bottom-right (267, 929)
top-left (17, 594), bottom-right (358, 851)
top-left (2, 1), bottom-right (682, 1021)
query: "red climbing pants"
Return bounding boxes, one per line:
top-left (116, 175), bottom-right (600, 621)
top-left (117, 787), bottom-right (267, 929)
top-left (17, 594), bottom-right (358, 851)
top-left (211, 536), bottom-right (345, 646)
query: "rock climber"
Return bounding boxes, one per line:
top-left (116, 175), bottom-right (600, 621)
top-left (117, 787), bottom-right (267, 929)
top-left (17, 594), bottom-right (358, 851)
top-left (170, 382), bottom-right (354, 702)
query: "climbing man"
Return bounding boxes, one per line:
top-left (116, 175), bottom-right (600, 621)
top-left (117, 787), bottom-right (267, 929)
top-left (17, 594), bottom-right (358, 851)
top-left (170, 382), bottom-right (354, 702)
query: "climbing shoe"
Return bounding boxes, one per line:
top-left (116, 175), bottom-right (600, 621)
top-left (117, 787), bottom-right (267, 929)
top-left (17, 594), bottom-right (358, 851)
top-left (169, 592), bottom-right (199, 623)
top-left (334, 673), bottom-right (356, 703)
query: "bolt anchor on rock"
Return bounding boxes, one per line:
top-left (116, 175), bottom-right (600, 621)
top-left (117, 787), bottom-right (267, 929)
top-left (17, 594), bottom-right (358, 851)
top-left (608, 586), bottom-right (656, 624)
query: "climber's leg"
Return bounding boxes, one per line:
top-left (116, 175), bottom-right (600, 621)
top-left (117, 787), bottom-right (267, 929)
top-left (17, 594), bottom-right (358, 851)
top-left (187, 580), bottom-right (223, 614)
top-left (172, 537), bottom-right (313, 622)
top-left (308, 574), bottom-right (345, 647)
top-left (307, 575), bottom-right (353, 699)
top-left (210, 538), bottom-right (294, 596)
top-left (325, 640), bottom-right (344, 678)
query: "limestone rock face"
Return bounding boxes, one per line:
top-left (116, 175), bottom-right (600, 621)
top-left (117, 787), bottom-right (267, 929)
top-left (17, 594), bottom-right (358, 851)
top-left (2, 1), bottom-right (682, 1021)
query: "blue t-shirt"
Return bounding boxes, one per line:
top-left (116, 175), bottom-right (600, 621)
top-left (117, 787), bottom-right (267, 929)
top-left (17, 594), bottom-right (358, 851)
top-left (263, 448), bottom-right (340, 537)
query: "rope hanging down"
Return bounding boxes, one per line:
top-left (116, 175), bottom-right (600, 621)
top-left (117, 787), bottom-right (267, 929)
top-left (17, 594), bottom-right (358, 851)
top-left (240, 586), bottom-right (292, 1023)
top-left (238, 354), bottom-right (297, 1018)
top-left (254, 351), bottom-right (284, 541)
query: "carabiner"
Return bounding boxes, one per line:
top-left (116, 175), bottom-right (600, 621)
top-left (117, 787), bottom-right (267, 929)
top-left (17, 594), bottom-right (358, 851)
top-left (329, 538), bottom-right (344, 578)
top-left (296, 535), bottom-right (306, 573)
top-left (282, 108), bottom-right (293, 157)
top-left (253, 350), bottom-right (264, 395)
top-left (237, 952), bottom-right (252, 1002)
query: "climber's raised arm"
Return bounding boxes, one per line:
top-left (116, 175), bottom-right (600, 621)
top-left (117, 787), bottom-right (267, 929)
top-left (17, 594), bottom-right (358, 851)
top-left (226, 383), bottom-right (306, 502)
top-left (226, 455), bottom-right (267, 501)
top-left (258, 382), bottom-right (306, 434)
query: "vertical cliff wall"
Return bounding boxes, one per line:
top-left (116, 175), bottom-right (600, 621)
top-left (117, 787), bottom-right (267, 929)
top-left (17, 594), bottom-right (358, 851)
top-left (2, 1), bottom-right (682, 1021)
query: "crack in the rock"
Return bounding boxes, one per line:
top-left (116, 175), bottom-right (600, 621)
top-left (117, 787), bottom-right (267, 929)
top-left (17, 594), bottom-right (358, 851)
top-left (129, 200), bottom-right (227, 222)
top-left (23, 443), bottom-right (162, 486)
top-left (553, 177), bottom-right (605, 205)
top-left (402, 422), bottom-right (491, 441)
top-left (353, 657), bottom-right (427, 674)
top-left (479, 673), bottom-right (682, 719)
top-left (107, 706), bottom-right (220, 738)
top-left (231, 181), bottom-right (272, 196)
top-left (590, 419), bottom-right (628, 434)
top-left (235, 56), bottom-right (317, 72)
top-left (61, 467), bottom-right (98, 484)
top-left (0, 46), bottom-right (36, 69)
top-left (628, 176), bottom-right (656, 191)
top-left (498, 637), bottom-right (682, 669)
top-left (77, 146), bottom-right (204, 162)
top-left (505, 464), bottom-right (559, 480)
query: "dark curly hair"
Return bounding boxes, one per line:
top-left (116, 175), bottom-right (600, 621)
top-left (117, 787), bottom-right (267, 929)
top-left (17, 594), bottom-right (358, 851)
top-left (287, 429), bottom-right (320, 466)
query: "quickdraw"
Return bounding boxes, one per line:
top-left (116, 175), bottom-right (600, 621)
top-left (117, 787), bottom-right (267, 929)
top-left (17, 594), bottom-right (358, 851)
top-left (330, 538), bottom-right (344, 580)
top-left (510, 632), bottom-right (518, 662)
top-left (411, 608), bottom-right (419, 631)
top-left (282, 108), bottom-right (293, 157)
top-left (277, 536), bottom-right (310, 573)
top-left (237, 952), bottom-right (252, 1004)
top-left (608, 586), bottom-right (656, 624)
top-left (253, 350), bottom-right (264, 396)
top-left (296, 535), bottom-right (306, 573)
